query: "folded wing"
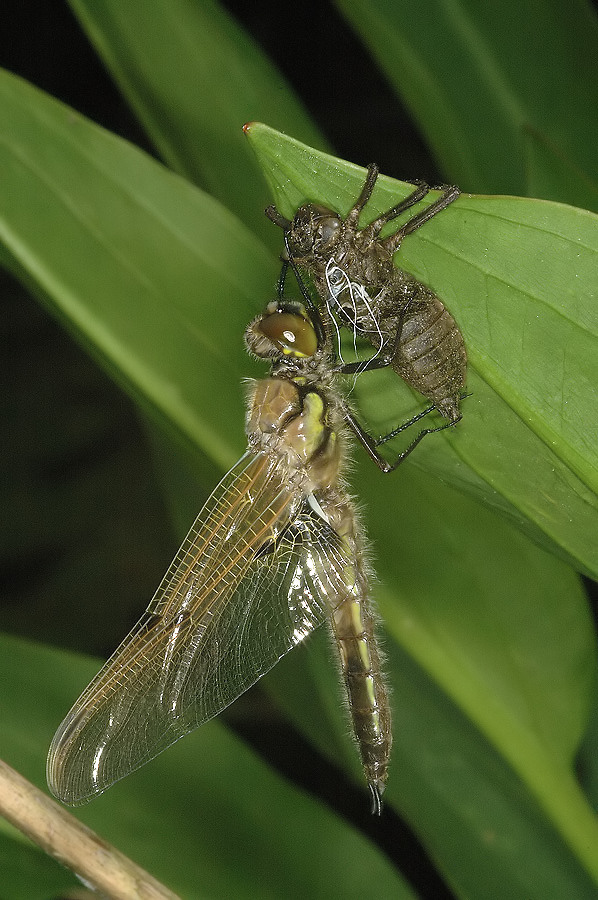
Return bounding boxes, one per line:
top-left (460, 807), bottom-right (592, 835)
top-left (47, 451), bottom-right (349, 805)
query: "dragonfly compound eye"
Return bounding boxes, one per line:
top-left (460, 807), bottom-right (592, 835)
top-left (258, 310), bottom-right (318, 358)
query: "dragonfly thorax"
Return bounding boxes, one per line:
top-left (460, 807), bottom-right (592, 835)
top-left (247, 375), bottom-right (342, 493)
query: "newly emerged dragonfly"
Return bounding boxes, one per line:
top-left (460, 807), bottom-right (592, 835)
top-left (47, 284), bottom-right (391, 814)
top-left (267, 164), bottom-right (467, 468)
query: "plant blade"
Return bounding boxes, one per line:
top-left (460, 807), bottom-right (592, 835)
top-left (335, 0), bottom-right (598, 206)
top-left (246, 123), bottom-right (598, 577)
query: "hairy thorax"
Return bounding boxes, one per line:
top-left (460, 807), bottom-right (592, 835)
top-left (246, 375), bottom-right (342, 493)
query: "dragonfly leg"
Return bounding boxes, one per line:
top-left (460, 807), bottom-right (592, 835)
top-left (336, 353), bottom-right (394, 376)
top-left (277, 257), bottom-right (290, 299)
top-left (265, 204), bottom-right (291, 230)
top-left (347, 164), bottom-right (431, 234)
top-left (346, 400), bottom-right (465, 473)
top-left (378, 390), bottom-right (471, 446)
top-left (345, 163), bottom-right (380, 228)
top-left (375, 403), bottom-right (442, 442)
top-left (382, 185), bottom-right (460, 254)
top-left (344, 410), bottom-right (397, 473)
top-left (380, 416), bottom-right (462, 468)
top-left (362, 181), bottom-right (431, 239)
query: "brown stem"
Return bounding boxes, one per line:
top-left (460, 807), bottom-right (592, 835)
top-left (0, 759), bottom-right (180, 900)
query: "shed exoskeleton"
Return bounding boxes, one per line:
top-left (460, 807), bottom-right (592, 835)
top-left (266, 164), bottom-right (467, 470)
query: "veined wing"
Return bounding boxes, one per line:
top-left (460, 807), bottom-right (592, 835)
top-left (47, 451), bottom-right (350, 805)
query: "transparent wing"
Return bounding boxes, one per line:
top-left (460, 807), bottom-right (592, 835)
top-left (47, 451), bottom-right (350, 805)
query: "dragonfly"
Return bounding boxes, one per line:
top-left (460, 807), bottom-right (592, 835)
top-left (266, 164), bottom-right (467, 469)
top-left (47, 279), bottom-right (391, 815)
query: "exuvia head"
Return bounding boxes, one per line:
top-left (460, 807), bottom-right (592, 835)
top-left (289, 205), bottom-right (342, 257)
top-left (266, 203), bottom-right (342, 257)
top-left (245, 300), bottom-right (319, 361)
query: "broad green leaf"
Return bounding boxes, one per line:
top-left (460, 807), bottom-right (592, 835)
top-left (335, 0), bottom-right (598, 206)
top-left (245, 123), bottom-right (598, 577)
top-left (68, 0), bottom-right (328, 244)
top-left (265, 454), bottom-right (598, 890)
top-left (268, 630), bottom-right (598, 900)
top-left (0, 633), bottom-right (411, 899)
top-left (0, 68), bottom-right (276, 469)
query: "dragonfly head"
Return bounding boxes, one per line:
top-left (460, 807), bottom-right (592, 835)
top-left (245, 300), bottom-right (319, 361)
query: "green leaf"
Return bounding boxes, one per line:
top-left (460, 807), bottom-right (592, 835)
top-left (268, 630), bottom-right (598, 900)
top-left (0, 68), bottom-right (277, 470)
top-left (68, 0), bottom-right (328, 244)
top-left (335, 0), bottom-right (598, 205)
top-left (0, 633), bottom-right (413, 899)
top-left (245, 123), bottom-right (598, 578)
top-left (265, 453), bottom-right (598, 892)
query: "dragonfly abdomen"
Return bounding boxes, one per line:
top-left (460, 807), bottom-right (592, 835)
top-left (329, 575), bottom-right (391, 814)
